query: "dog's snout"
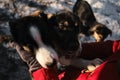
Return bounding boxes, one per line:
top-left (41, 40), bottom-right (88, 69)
top-left (46, 59), bottom-right (57, 68)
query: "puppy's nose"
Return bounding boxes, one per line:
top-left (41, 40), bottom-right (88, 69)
top-left (46, 59), bottom-right (57, 68)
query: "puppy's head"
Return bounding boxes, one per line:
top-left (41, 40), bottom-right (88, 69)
top-left (48, 11), bottom-right (83, 58)
top-left (90, 23), bottom-right (112, 42)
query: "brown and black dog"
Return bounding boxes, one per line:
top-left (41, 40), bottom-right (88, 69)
top-left (73, 0), bottom-right (112, 42)
top-left (0, 10), bottom-right (102, 72)
top-left (9, 10), bottom-right (82, 68)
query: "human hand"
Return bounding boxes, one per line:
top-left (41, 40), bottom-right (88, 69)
top-left (82, 58), bottom-right (103, 73)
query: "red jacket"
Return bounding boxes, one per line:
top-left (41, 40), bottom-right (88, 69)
top-left (32, 40), bottom-right (120, 80)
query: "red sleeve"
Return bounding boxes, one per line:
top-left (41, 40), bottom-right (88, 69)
top-left (80, 40), bottom-right (120, 59)
top-left (112, 40), bottom-right (120, 53)
top-left (32, 68), bottom-right (59, 80)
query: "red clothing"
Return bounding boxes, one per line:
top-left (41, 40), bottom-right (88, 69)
top-left (32, 40), bottom-right (120, 80)
top-left (32, 68), bottom-right (59, 80)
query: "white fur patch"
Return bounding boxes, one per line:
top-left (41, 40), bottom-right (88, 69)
top-left (36, 46), bottom-right (58, 68)
top-left (29, 26), bottom-right (58, 68)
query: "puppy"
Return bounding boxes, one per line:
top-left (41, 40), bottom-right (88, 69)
top-left (73, 0), bottom-right (112, 42)
top-left (9, 10), bottom-right (82, 68)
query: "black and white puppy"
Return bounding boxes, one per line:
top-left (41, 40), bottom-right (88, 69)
top-left (9, 10), bottom-right (82, 68)
top-left (73, 0), bottom-right (112, 42)
top-left (8, 10), bottom-right (103, 72)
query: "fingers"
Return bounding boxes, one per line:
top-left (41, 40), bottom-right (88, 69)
top-left (87, 58), bottom-right (103, 72)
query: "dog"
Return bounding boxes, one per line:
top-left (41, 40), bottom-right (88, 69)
top-left (73, 0), bottom-right (112, 42)
top-left (9, 10), bottom-right (82, 68)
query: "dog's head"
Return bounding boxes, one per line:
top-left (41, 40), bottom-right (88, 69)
top-left (89, 22), bottom-right (112, 42)
top-left (48, 11), bottom-right (83, 58)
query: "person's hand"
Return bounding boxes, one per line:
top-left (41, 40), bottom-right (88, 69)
top-left (82, 58), bottom-right (103, 73)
